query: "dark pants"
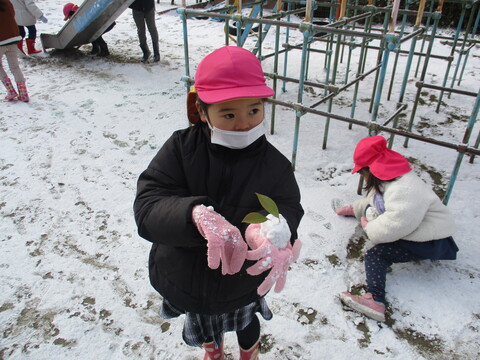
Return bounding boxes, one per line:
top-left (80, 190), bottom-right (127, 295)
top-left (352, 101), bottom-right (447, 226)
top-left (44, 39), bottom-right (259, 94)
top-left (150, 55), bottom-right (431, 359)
top-left (91, 36), bottom-right (107, 48)
top-left (365, 243), bottom-right (424, 304)
top-left (132, 7), bottom-right (159, 53)
top-left (236, 315), bottom-right (260, 349)
top-left (18, 25), bottom-right (37, 40)
top-left (205, 315), bottom-right (260, 350)
top-left (91, 22), bottom-right (115, 54)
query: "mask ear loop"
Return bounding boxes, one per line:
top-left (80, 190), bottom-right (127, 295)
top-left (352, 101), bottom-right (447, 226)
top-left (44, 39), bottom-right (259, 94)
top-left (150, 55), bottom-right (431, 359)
top-left (204, 115), bottom-right (214, 131)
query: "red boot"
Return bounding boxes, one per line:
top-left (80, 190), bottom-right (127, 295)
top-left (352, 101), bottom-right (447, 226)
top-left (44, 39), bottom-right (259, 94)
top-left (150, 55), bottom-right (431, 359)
top-left (26, 39), bottom-right (42, 54)
top-left (240, 339), bottom-right (260, 360)
top-left (17, 40), bottom-right (26, 55)
top-left (203, 340), bottom-right (224, 360)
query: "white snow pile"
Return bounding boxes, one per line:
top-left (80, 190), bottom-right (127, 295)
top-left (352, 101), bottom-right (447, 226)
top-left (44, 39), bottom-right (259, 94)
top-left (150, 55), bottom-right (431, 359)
top-left (260, 214), bottom-right (291, 249)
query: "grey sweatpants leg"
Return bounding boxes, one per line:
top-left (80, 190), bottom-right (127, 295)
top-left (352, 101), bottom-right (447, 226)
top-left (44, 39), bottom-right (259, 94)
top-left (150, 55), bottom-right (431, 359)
top-left (132, 7), bottom-right (159, 50)
top-left (145, 7), bottom-right (159, 47)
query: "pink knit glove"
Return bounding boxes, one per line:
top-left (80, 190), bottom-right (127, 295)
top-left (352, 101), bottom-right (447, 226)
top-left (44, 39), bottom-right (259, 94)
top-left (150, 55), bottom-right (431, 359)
top-left (192, 205), bottom-right (247, 275)
top-left (361, 216), bottom-right (369, 229)
top-left (335, 205), bottom-right (355, 216)
top-left (245, 223), bottom-right (302, 296)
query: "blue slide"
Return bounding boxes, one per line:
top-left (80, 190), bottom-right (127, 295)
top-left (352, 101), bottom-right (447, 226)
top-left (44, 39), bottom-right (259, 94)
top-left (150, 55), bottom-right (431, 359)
top-left (40, 0), bottom-right (134, 50)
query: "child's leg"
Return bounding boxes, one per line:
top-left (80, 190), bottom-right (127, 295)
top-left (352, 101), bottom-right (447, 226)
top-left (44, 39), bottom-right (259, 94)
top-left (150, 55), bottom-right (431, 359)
top-left (93, 37), bottom-right (109, 57)
top-left (365, 243), bottom-right (423, 303)
top-left (236, 315), bottom-right (260, 350)
top-left (26, 25), bottom-right (37, 40)
top-left (0, 48), bottom-right (8, 79)
top-left (203, 337), bottom-right (224, 360)
top-left (4, 45), bottom-right (25, 82)
top-left (132, 9), bottom-right (147, 49)
top-left (145, 7), bottom-right (159, 46)
top-left (18, 26), bottom-right (26, 39)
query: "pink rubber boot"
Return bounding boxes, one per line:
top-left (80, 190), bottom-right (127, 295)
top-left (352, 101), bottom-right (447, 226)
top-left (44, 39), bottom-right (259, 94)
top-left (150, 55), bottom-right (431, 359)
top-left (2, 77), bottom-right (18, 100)
top-left (17, 81), bottom-right (29, 102)
top-left (203, 340), bottom-right (224, 360)
top-left (240, 339), bottom-right (260, 360)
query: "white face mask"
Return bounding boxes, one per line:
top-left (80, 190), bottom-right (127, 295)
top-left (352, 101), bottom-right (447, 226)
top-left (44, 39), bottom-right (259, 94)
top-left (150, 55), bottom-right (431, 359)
top-left (207, 120), bottom-right (266, 149)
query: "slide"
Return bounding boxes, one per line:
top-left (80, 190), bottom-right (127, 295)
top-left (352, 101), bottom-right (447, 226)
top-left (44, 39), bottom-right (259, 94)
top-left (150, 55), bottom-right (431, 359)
top-left (40, 0), bottom-right (134, 50)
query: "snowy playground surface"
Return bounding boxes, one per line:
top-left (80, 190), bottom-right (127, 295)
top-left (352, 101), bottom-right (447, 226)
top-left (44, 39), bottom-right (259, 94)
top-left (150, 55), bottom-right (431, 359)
top-left (1, 0), bottom-right (480, 359)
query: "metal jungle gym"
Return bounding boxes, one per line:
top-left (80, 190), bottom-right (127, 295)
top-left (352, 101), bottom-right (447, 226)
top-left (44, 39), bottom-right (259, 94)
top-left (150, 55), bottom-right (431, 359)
top-left (176, 0), bottom-right (480, 203)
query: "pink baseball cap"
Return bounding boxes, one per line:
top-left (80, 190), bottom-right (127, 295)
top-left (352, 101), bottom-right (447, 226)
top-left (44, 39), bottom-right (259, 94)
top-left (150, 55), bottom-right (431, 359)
top-left (194, 46), bottom-right (274, 104)
top-left (63, 3), bottom-right (78, 21)
top-left (186, 46), bottom-right (274, 123)
top-left (352, 136), bottom-right (411, 180)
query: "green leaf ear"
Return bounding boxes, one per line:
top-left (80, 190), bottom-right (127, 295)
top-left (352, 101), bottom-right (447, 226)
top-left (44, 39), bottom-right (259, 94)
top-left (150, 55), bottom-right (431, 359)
top-left (255, 193), bottom-right (279, 218)
top-left (242, 212), bottom-right (269, 224)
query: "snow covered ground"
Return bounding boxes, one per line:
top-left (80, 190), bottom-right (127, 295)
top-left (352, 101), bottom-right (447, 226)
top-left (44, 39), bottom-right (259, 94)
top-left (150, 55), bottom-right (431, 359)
top-left (1, 0), bottom-right (479, 359)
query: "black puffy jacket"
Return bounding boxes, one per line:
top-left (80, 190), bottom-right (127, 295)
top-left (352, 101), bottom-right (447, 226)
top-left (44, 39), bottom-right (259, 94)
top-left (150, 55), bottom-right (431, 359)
top-left (134, 123), bottom-right (304, 314)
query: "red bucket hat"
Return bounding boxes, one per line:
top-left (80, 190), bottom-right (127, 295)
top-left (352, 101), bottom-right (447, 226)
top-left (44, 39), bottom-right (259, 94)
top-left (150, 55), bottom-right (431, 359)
top-left (187, 46), bottom-right (274, 123)
top-left (352, 136), bottom-right (411, 180)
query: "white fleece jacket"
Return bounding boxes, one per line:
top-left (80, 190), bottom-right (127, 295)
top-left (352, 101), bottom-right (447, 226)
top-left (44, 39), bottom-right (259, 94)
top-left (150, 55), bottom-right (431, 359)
top-left (11, 0), bottom-right (43, 26)
top-left (352, 171), bottom-right (455, 244)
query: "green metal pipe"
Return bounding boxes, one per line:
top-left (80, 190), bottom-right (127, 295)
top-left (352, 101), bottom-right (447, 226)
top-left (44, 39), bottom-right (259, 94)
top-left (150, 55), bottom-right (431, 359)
top-left (281, 2), bottom-right (292, 93)
top-left (443, 90), bottom-right (480, 204)
top-left (457, 44), bottom-right (475, 86)
top-left (265, 97), bottom-right (480, 157)
top-left (404, 12), bottom-right (441, 148)
top-left (448, 1), bottom-right (478, 96)
top-left (371, 35), bottom-right (397, 125)
top-left (387, 0), bottom-right (411, 100)
top-left (291, 29), bottom-right (311, 170)
top-left (368, 9), bottom-right (391, 114)
top-left (435, 4), bottom-right (466, 112)
top-left (414, 0), bottom-right (435, 77)
top-left (349, 16), bottom-right (372, 129)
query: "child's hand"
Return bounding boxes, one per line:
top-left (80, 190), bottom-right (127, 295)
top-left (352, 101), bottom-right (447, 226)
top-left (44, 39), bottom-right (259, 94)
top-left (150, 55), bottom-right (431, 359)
top-left (335, 205), bottom-right (355, 216)
top-left (245, 223), bottom-right (302, 296)
top-left (332, 199), bottom-right (354, 216)
top-left (361, 216), bottom-right (369, 229)
top-left (192, 205), bottom-right (247, 275)
top-left (40, 15), bottom-right (48, 23)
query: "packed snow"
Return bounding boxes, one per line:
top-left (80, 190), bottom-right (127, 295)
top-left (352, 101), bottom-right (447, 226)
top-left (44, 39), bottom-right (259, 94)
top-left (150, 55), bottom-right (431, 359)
top-left (1, 0), bottom-right (479, 359)
top-left (260, 214), bottom-right (291, 249)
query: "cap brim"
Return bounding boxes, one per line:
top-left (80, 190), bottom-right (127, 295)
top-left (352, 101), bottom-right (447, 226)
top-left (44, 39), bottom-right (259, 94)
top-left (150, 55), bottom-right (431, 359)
top-left (197, 84), bottom-right (274, 104)
top-left (352, 163), bottom-right (363, 174)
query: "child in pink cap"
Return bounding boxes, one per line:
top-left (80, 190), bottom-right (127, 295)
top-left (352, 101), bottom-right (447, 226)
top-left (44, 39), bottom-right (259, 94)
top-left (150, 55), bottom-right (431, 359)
top-left (134, 46), bottom-right (304, 359)
top-left (334, 136), bottom-right (458, 322)
top-left (63, 2), bottom-right (115, 57)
